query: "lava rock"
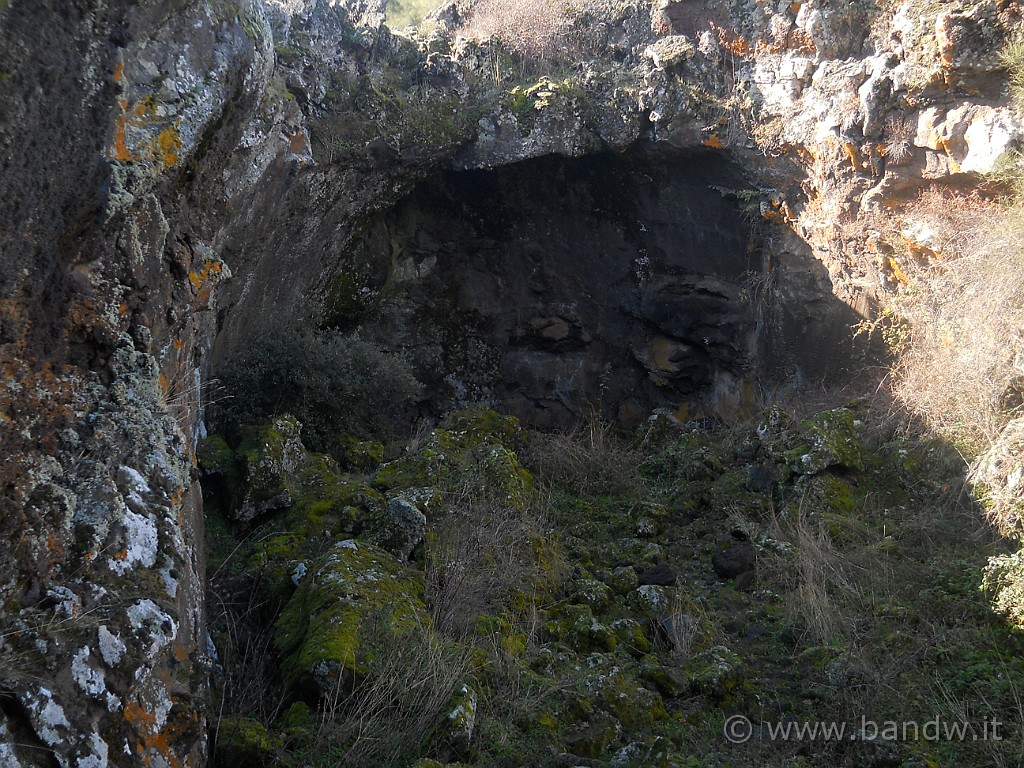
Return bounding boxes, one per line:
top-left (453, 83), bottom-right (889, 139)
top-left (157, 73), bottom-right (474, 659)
top-left (711, 542), bottom-right (756, 580)
top-left (637, 562), bottom-right (677, 587)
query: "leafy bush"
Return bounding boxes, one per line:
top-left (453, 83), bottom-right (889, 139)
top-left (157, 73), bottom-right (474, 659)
top-left (214, 320), bottom-right (422, 450)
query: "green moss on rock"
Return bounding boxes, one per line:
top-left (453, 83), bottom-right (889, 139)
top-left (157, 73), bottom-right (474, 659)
top-left (274, 538), bottom-right (429, 697)
top-left (687, 645), bottom-right (744, 700)
top-left (374, 406), bottom-right (533, 506)
top-left (786, 407), bottom-right (862, 475)
top-left (236, 415), bottom-right (306, 523)
top-left (330, 433), bottom-right (385, 472)
top-left (544, 604), bottom-right (617, 653)
top-left (214, 716), bottom-right (281, 767)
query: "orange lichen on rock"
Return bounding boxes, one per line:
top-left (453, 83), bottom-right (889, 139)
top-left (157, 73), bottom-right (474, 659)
top-left (187, 260), bottom-right (223, 292)
top-left (153, 125), bottom-right (182, 167)
top-left (114, 102), bottom-right (134, 162)
top-left (124, 699), bottom-right (189, 768)
top-left (842, 142), bottom-right (860, 170)
top-left (710, 21), bottom-right (816, 58)
top-left (887, 256), bottom-right (910, 284)
top-left (702, 133), bottom-right (724, 149)
top-left (762, 197), bottom-right (796, 226)
top-left (187, 259), bottom-right (227, 305)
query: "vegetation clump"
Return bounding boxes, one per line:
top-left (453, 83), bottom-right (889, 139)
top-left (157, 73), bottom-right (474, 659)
top-left (214, 318), bottom-right (422, 452)
top-left (201, 396), bottom-right (1024, 767)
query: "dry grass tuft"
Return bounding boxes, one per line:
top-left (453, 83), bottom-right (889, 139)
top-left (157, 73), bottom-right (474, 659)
top-left (457, 0), bottom-right (578, 63)
top-left (884, 188), bottom-right (1024, 454)
top-left (425, 487), bottom-right (562, 639)
top-left (313, 615), bottom-right (473, 767)
top-left (524, 419), bottom-right (646, 496)
top-left (763, 508), bottom-right (862, 644)
top-left (1001, 31), bottom-right (1024, 109)
top-left (882, 115), bottom-right (915, 166)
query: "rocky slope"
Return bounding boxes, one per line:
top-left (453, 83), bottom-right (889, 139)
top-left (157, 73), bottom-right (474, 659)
top-left (0, 0), bottom-right (1021, 764)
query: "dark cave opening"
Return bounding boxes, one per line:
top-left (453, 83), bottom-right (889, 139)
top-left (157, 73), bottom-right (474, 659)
top-left (325, 144), bottom-right (863, 429)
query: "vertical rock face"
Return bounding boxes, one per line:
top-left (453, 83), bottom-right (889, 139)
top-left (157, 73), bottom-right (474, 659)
top-left (0, 1), bottom-right (274, 765)
top-left (1, 0), bottom-right (1021, 762)
top-left (348, 147), bottom-right (859, 428)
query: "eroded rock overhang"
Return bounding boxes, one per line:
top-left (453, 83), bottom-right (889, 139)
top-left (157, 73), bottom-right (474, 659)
top-left (309, 144), bottom-right (864, 429)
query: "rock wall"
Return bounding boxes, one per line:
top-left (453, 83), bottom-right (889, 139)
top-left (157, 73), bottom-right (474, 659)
top-left (0, 0), bottom-right (1020, 764)
top-left (0, 1), bottom-right (273, 765)
top-left (354, 146), bottom-right (862, 428)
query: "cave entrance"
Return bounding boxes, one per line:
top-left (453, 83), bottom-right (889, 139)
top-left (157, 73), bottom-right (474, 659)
top-left (333, 144), bottom-right (855, 429)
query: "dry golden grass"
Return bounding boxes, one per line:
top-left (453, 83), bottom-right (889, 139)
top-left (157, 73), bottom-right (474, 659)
top-left (313, 615), bottom-right (473, 767)
top-left (523, 419), bottom-right (646, 496)
top-left (424, 487), bottom-right (561, 639)
top-left (884, 188), bottom-right (1024, 455)
top-left (457, 0), bottom-right (578, 63)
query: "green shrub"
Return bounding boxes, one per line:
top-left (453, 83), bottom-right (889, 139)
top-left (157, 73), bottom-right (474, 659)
top-left (214, 319), bottom-right (422, 450)
top-left (1001, 32), bottom-right (1024, 109)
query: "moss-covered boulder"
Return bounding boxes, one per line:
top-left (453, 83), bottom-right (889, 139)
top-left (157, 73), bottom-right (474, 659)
top-left (373, 406), bottom-right (533, 506)
top-left (443, 404), bottom-right (529, 455)
top-left (626, 584), bottom-right (671, 617)
top-left (235, 415), bottom-right (307, 523)
top-left (588, 667), bottom-right (666, 729)
top-left (543, 604), bottom-right (617, 653)
top-left (786, 407), bottom-right (862, 476)
top-left (754, 406), bottom-right (802, 458)
top-left (609, 618), bottom-right (651, 656)
top-left (687, 645), bottom-right (744, 700)
top-left (330, 433), bottom-right (385, 472)
top-left (241, 458), bottom-right (387, 596)
top-left (604, 565), bottom-right (640, 595)
top-left (293, 454), bottom-right (385, 534)
top-left (213, 716), bottom-right (281, 768)
top-left (570, 578), bottom-right (614, 612)
top-left (363, 496), bottom-right (427, 561)
top-left (274, 539), bottom-right (429, 698)
top-left (434, 682), bottom-right (478, 761)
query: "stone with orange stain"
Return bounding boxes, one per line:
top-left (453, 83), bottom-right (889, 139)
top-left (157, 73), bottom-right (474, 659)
top-left (842, 142), bottom-right (860, 171)
top-left (187, 259), bottom-right (230, 305)
top-left (153, 125), bottom-right (182, 167)
top-left (702, 133), bottom-right (724, 149)
top-left (124, 699), bottom-right (191, 768)
top-left (114, 105), bottom-right (134, 163)
top-left (887, 256), bottom-right (910, 285)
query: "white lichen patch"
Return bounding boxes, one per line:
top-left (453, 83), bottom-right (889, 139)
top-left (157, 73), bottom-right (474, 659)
top-left (635, 584), bottom-right (668, 612)
top-left (126, 599), bottom-right (178, 658)
top-left (108, 508), bottom-right (159, 575)
top-left (118, 464), bottom-right (150, 510)
top-left (0, 719), bottom-right (23, 768)
top-left (71, 647), bottom-right (106, 698)
top-left (46, 585), bottom-right (81, 617)
top-left (98, 625), bottom-right (127, 667)
top-left (23, 687), bottom-right (73, 747)
top-left (78, 732), bottom-right (110, 768)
